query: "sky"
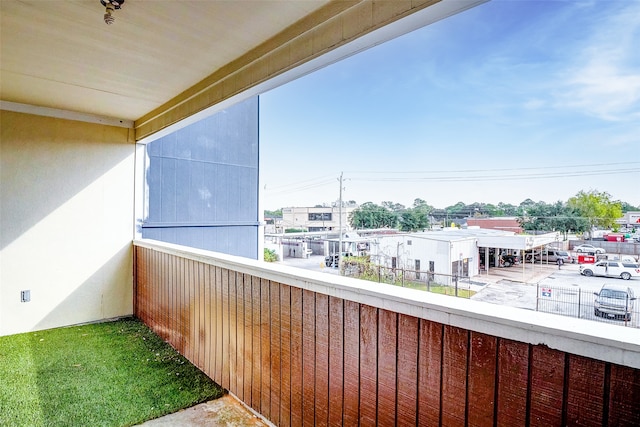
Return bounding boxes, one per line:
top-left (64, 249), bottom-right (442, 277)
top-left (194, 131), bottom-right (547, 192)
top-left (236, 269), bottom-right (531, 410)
top-left (259, 0), bottom-right (640, 211)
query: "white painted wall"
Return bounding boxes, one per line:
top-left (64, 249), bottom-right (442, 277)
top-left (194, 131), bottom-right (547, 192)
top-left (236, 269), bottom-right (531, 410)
top-left (370, 234), bottom-right (478, 279)
top-left (1, 111), bottom-right (135, 336)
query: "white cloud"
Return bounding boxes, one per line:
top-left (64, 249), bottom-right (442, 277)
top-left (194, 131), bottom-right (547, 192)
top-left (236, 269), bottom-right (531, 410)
top-left (554, 3), bottom-right (640, 121)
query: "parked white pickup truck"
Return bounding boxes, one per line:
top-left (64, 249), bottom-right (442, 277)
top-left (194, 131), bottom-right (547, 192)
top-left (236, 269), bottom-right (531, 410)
top-left (580, 261), bottom-right (640, 280)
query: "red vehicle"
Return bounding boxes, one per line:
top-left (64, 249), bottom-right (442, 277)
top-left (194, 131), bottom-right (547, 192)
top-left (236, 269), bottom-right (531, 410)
top-left (603, 233), bottom-right (627, 242)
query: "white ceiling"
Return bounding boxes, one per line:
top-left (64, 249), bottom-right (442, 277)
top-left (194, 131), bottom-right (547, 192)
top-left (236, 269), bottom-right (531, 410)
top-left (0, 0), bottom-right (329, 121)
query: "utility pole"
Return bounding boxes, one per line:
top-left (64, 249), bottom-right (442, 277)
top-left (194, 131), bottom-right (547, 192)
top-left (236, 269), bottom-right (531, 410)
top-left (338, 172), bottom-right (343, 269)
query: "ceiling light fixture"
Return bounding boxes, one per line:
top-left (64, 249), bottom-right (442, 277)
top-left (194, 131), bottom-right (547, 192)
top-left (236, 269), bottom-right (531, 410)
top-left (101, 0), bottom-right (124, 25)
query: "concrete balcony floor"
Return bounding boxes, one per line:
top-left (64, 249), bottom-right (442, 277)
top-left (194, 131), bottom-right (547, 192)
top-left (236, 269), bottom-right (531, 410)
top-left (136, 394), bottom-right (269, 427)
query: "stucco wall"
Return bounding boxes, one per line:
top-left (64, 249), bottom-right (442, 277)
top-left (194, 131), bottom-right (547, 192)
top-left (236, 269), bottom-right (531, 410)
top-left (1, 110), bottom-right (135, 336)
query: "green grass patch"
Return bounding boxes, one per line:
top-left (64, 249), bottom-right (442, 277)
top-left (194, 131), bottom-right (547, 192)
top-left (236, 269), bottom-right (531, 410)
top-left (400, 282), bottom-right (476, 298)
top-left (0, 317), bottom-right (224, 427)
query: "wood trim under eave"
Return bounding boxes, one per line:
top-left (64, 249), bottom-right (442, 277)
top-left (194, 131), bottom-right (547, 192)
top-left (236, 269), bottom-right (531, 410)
top-left (1, 101), bottom-right (135, 130)
top-left (133, 0), bottom-right (448, 142)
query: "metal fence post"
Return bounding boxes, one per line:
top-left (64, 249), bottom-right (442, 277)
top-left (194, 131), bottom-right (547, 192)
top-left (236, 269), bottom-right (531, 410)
top-left (536, 283), bottom-right (539, 311)
top-left (455, 275), bottom-right (458, 297)
top-left (578, 288), bottom-right (581, 318)
top-left (625, 295), bottom-right (630, 326)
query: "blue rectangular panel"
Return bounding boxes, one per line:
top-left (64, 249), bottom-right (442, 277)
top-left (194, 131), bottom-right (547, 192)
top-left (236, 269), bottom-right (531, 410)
top-left (142, 97), bottom-right (259, 259)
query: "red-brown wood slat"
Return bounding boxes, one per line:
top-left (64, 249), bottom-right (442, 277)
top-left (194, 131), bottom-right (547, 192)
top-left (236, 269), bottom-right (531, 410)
top-left (135, 247), bottom-right (146, 322)
top-left (467, 331), bottom-right (497, 426)
top-left (178, 256), bottom-right (188, 355)
top-left (396, 314), bottom-right (419, 427)
top-left (159, 252), bottom-right (168, 347)
top-left (260, 278), bottom-right (271, 419)
top-left (417, 320), bottom-right (443, 427)
top-left (215, 266), bottom-right (224, 383)
top-left (192, 260), bottom-right (202, 370)
top-left (359, 304), bottom-right (378, 427)
top-left (529, 345), bottom-right (565, 425)
top-left (221, 268), bottom-right (231, 390)
top-left (289, 287), bottom-right (304, 427)
top-left (242, 272), bottom-right (254, 405)
top-left (161, 253), bottom-right (169, 349)
top-left (203, 264), bottom-right (214, 380)
top-left (185, 260), bottom-right (198, 366)
top-left (165, 252), bottom-right (172, 342)
top-left (279, 284), bottom-right (292, 427)
top-left (235, 272), bottom-right (245, 401)
top-left (270, 281), bottom-right (282, 426)
top-left (566, 354), bottom-right (605, 427)
top-left (441, 325), bottom-right (468, 427)
top-left (183, 257), bottom-right (191, 355)
top-left (328, 296), bottom-right (344, 426)
top-left (608, 364), bottom-right (640, 425)
top-left (377, 309), bottom-right (397, 427)
top-left (148, 249), bottom-right (157, 330)
top-left (172, 256), bottom-right (180, 354)
top-left (156, 252), bottom-right (165, 342)
top-left (172, 254), bottom-right (179, 350)
top-left (302, 289), bottom-right (316, 426)
top-left (145, 249), bottom-right (153, 326)
top-left (314, 293), bottom-right (329, 426)
top-left (133, 247), bottom-right (142, 320)
top-left (342, 300), bottom-right (360, 427)
top-left (495, 339), bottom-right (529, 426)
top-left (199, 263), bottom-right (208, 375)
top-left (229, 271), bottom-right (239, 397)
top-left (209, 265), bottom-right (218, 385)
top-left (161, 254), bottom-right (169, 343)
top-left (251, 275), bottom-right (262, 411)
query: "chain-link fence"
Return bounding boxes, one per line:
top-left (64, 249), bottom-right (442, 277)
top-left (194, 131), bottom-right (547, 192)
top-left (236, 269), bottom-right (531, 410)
top-left (536, 284), bottom-right (639, 328)
top-left (341, 262), bottom-right (474, 298)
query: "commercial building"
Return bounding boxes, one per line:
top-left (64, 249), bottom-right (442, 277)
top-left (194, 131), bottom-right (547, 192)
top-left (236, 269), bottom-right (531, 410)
top-left (369, 228), bottom-right (559, 283)
top-left (282, 206), bottom-right (357, 232)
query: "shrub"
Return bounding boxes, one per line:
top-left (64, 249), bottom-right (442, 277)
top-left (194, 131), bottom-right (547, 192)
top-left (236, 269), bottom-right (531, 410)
top-left (264, 248), bottom-right (278, 262)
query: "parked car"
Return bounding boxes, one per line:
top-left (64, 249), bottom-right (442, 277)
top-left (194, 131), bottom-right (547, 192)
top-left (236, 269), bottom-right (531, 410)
top-left (534, 250), bottom-right (573, 264)
top-left (580, 261), bottom-right (640, 280)
top-left (593, 284), bottom-right (636, 321)
top-left (574, 244), bottom-right (605, 254)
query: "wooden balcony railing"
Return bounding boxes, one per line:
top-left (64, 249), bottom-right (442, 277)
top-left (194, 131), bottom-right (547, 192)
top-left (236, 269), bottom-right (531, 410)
top-left (134, 239), bottom-right (640, 426)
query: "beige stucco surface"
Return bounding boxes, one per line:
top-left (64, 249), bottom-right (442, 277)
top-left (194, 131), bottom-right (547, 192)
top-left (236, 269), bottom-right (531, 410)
top-left (1, 110), bottom-right (135, 336)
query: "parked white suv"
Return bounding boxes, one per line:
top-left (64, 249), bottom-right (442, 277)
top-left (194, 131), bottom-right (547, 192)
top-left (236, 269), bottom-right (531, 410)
top-left (580, 261), bottom-right (640, 280)
top-left (593, 284), bottom-right (636, 321)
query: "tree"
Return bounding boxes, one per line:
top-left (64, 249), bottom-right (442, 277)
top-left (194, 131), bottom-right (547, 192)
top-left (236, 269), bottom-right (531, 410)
top-left (264, 208), bottom-right (282, 218)
top-left (381, 201), bottom-right (406, 212)
top-left (567, 190), bottom-right (622, 233)
top-left (397, 198), bottom-right (433, 231)
top-left (398, 208), bottom-right (429, 231)
top-left (497, 202), bottom-right (519, 216)
top-left (349, 202), bottom-right (398, 229)
top-left (517, 200), bottom-right (590, 237)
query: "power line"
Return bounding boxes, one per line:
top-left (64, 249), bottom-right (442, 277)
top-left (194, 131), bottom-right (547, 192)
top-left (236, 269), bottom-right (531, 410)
top-left (263, 162), bottom-right (640, 196)
top-left (349, 168), bottom-right (640, 183)
top-left (345, 161), bottom-right (640, 175)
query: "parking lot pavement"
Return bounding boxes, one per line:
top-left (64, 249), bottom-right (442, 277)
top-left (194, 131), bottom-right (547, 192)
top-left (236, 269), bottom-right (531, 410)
top-left (279, 254), bottom-right (342, 274)
top-left (279, 257), bottom-right (640, 318)
top-left (470, 280), bottom-right (538, 310)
